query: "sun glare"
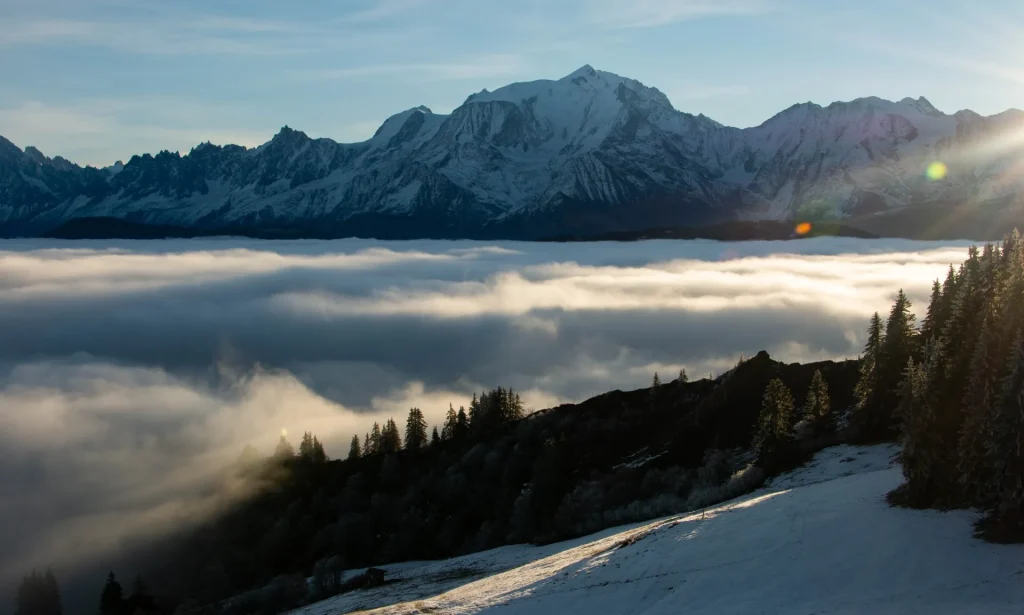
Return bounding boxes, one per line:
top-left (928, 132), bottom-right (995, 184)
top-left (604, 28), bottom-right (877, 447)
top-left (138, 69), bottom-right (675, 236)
top-left (925, 161), bottom-right (948, 181)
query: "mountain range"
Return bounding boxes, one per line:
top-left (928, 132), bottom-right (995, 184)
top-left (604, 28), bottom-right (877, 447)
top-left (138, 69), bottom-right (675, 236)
top-left (3, 65), bottom-right (1023, 240)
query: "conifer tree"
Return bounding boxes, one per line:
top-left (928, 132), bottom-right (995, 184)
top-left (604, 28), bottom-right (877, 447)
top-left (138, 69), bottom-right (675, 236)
top-left (803, 369), bottom-right (831, 431)
top-left (441, 403), bottom-right (458, 441)
top-left (348, 434), bottom-right (361, 460)
top-left (652, 372), bottom-right (661, 388)
top-left (299, 431), bottom-right (313, 458)
top-left (431, 426), bottom-right (441, 448)
top-left (467, 394), bottom-right (480, 429)
top-left (878, 290), bottom-right (918, 428)
top-left (958, 315), bottom-right (1002, 505)
top-left (753, 378), bottom-right (796, 469)
top-left (919, 279), bottom-right (943, 342)
top-left (380, 419), bottom-right (402, 453)
top-left (678, 368), bottom-right (688, 383)
top-left (99, 572), bottom-right (122, 615)
top-left (404, 408), bottom-right (428, 450)
top-left (897, 351), bottom-right (943, 505)
top-left (853, 312), bottom-right (886, 437)
top-left (273, 433), bottom-right (294, 459)
top-left (987, 335), bottom-right (1024, 519)
top-left (311, 435), bottom-right (328, 464)
top-left (455, 406), bottom-right (469, 439)
top-left (15, 569), bottom-right (62, 615)
top-left (368, 423), bottom-right (382, 455)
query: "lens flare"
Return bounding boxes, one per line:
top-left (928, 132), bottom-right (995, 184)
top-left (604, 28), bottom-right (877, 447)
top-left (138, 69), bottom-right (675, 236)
top-left (281, 428), bottom-right (288, 437)
top-left (926, 161), bottom-right (948, 181)
top-left (795, 222), bottom-right (812, 235)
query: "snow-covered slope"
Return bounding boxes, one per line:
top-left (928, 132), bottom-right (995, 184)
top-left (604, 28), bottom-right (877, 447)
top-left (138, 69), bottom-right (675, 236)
top-left (292, 444), bottom-right (1024, 614)
top-left (2, 66), bottom-right (1023, 239)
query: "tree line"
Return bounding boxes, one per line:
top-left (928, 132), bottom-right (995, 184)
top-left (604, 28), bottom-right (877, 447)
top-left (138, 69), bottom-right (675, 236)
top-left (345, 386), bottom-right (524, 460)
top-left (13, 570), bottom-right (158, 615)
top-left (841, 230), bottom-right (1024, 538)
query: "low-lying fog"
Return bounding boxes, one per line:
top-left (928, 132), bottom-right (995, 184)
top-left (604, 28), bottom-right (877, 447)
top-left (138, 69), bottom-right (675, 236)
top-left (0, 236), bottom-right (972, 600)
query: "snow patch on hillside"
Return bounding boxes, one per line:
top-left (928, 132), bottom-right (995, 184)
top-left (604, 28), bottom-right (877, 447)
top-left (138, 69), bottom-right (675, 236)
top-left (293, 443), bottom-right (1024, 614)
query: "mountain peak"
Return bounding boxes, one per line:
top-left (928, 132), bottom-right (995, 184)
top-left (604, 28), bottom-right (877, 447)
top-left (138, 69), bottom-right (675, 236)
top-left (23, 146), bottom-right (48, 165)
top-left (566, 64), bottom-right (597, 80)
top-left (274, 125), bottom-right (308, 140)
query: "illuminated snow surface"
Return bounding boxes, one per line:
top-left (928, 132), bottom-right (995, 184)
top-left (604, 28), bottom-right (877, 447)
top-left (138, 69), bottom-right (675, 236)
top-left (291, 444), bottom-right (1024, 614)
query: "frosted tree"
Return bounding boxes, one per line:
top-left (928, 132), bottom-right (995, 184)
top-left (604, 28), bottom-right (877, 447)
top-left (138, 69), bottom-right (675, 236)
top-left (852, 312), bottom-right (885, 437)
top-left (803, 369), bottom-right (831, 429)
top-left (754, 378), bottom-right (796, 468)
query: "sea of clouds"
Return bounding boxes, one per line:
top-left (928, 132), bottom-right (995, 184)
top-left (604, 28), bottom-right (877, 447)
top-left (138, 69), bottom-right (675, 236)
top-left (0, 236), bottom-right (973, 595)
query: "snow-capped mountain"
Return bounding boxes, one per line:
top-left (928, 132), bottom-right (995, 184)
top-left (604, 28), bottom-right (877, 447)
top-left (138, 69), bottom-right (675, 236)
top-left (2, 65), bottom-right (1023, 239)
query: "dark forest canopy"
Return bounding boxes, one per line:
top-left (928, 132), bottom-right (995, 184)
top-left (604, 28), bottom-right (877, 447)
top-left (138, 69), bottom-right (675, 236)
top-left (126, 364), bottom-right (858, 613)
top-left (852, 230), bottom-right (1024, 539)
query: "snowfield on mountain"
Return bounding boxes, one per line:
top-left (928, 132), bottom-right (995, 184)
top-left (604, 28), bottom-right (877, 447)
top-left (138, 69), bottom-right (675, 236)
top-left (289, 444), bottom-right (1024, 614)
top-left (3, 66), bottom-right (1023, 239)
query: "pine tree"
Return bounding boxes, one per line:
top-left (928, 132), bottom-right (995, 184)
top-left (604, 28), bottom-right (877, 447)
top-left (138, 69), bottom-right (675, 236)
top-left (919, 279), bottom-right (943, 342)
top-left (299, 431), bottom-right (314, 459)
top-left (431, 426), bottom-right (441, 448)
top-left (510, 391), bottom-right (524, 420)
top-left (678, 368), bottom-right (688, 383)
top-left (43, 570), bottom-right (60, 615)
top-left (958, 315), bottom-right (1001, 506)
top-left (404, 408), bottom-right (428, 450)
top-left (441, 403), bottom-right (458, 441)
top-left (853, 312), bottom-right (886, 438)
top-left (877, 289), bottom-right (918, 430)
top-left (348, 434), bottom-right (361, 460)
top-left (99, 572), bottom-right (122, 615)
top-left (803, 369), bottom-right (832, 431)
top-left (988, 336), bottom-right (1024, 520)
top-left (753, 378), bottom-right (796, 469)
top-left (652, 372), bottom-right (661, 388)
top-left (368, 422), bottom-right (382, 455)
top-left (273, 433), bottom-right (294, 459)
top-left (15, 569), bottom-right (61, 615)
top-left (380, 419), bottom-right (402, 453)
top-left (311, 435), bottom-right (328, 463)
top-left (455, 406), bottom-right (469, 439)
top-left (897, 353), bottom-right (936, 504)
top-left (467, 393), bottom-right (480, 428)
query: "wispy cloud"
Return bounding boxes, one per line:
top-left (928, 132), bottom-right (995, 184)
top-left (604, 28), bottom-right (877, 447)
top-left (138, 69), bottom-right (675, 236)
top-left (341, 0), bottom-right (432, 23)
top-left (300, 53), bottom-right (527, 82)
top-left (0, 16), bottom-right (311, 55)
top-left (588, 0), bottom-right (775, 29)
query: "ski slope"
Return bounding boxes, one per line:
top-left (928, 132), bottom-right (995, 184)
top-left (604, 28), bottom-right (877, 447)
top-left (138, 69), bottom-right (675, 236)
top-left (292, 445), bottom-right (1024, 614)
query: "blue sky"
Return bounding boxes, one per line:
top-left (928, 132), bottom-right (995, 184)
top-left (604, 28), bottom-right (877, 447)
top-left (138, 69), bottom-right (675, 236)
top-left (1, 0), bottom-right (1022, 167)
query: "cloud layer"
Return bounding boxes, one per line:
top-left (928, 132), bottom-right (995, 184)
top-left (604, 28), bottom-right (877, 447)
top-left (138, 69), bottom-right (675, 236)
top-left (0, 237), bottom-right (972, 594)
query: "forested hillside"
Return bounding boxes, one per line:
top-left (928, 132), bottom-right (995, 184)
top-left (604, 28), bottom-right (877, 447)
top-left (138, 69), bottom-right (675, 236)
top-left (111, 353), bottom-right (857, 614)
top-left (851, 229), bottom-right (1024, 539)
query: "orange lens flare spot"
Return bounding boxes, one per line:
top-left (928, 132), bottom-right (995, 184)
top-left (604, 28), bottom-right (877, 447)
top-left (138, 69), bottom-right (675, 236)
top-left (926, 161), bottom-right (948, 180)
top-left (795, 222), bottom-right (812, 235)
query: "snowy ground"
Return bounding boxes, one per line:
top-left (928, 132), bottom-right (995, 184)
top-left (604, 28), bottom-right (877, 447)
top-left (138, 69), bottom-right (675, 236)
top-left (292, 444), bottom-right (1024, 614)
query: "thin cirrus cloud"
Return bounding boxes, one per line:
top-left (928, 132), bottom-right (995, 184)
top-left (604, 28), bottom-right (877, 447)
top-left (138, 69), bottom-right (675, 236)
top-left (300, 54), bottom-right (528, 82)
top-left (0, 237), bottom-right (973, 602)
top-left (587, 0), bottom-right (777, 28)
